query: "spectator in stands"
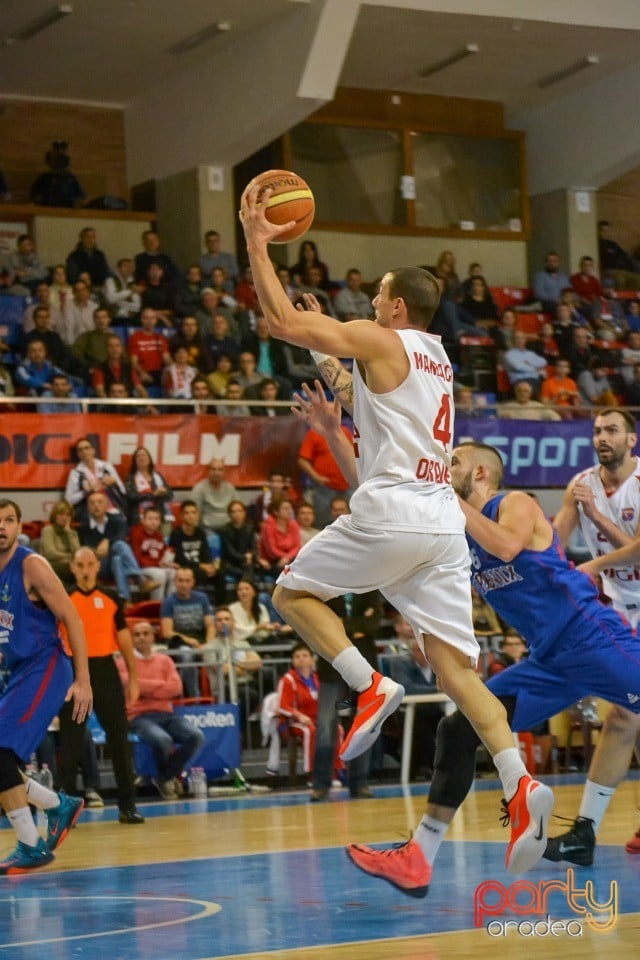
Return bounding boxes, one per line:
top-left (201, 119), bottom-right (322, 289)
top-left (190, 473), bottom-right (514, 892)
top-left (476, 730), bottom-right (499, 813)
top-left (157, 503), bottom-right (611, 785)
top-left (201, 606), bottom-right (262, 713)
top-left (249, 377), bottom-right (289, 417)
top-left (65, 436), bottom-right (127, 522)
top-left (282, 342), bottom-right (316, 391)
top-left (7, 234), bottom-right (48, 295)
top-left (461, 275), bottom-right (499, 325)
top-left (39, 500), bottom-right (80, 583)
top-left (127, 307), bottom-right (171, 389)
top-left (219, 500), bottom-right (257, 590)
top-left (333, 268), bottom-right (374, 322)
top-left (296, 267), bottom-right (335, 317)
top-left (176, 264), bottom-right (206, 317)
top-left (139, 262), bottom-right (176, 326)
top-left (80, 491), bottom-right (160, 601)
top-left (594, 277), bottom-right (629, 341)
top-left (206, 353), bottom-right (236, 400)
top-left (199, 230), bottom-right (239, 287)
top-left (571, 255), bottom-right (603, 320)
top-left (21, 306), bottom-right (68, 369)
top-left (498, 381), bottom-right (561, 421)
top-left (65, 227), bottom-right (111, 288)
top-left (129, 507), bottom-right (175, 599)
top-left (291, 240), bottom-right (330, 291)
top-left (93, 333), bottom-right (146, 400)
top-left (228, 578), bottom-right (280, 646)
top-left (531, 320), bottom-right (560, 365)
top-left (566, 325), bottom-right (596, 380)
top-left (488, 628), bottom-right (528, 677)
top-left (72, 306), bottom-right (114, 373)
top-left (236, 350), bottom-right (264, 398)
top-left (210, 267), bottom-right (238, 309)
top-left (171, 315), bottom-right (213, 373)
top-left (48, 264), bottom-right (72, 314)
top-left (160, 567), bottom-right (215, 698)
top-left (207, 314), bottom-right (240, 367)
top-left (296, 502), bottom-right (319, 545)
top-left (241, 314), bottom-right (292, 393)
top-left (22, 281), bottom-right (57, 333)
top-left (471, 589), bottom-right (503, 644)
top-left (189, 376), bottom-right (216, 415)
top-left (14, 338), bottom-right (66, 396)
top-left (235, 265), bottom-right (260, 313)
top-left (60, 279), bottom-right (97, 345)
top-left (553, 302), bottom-right (583, 355)
top-left (195, 287), bottom-right (238, 339)
top-left (577, 356), bottom-right (619, 407)
top-left (460, 261), bottom-right (487, 298)
top-left (258, 497), bottom-right (302, 580)
top-left (492, 307), bottom-right (517, 359)
top-left (30, 140), bottom-right (85, 208)
top-left (540, 357), bottom-right (580, 410)
top-left (433, 250), bottom-right (462, 302)
top-left (105, 380), bottom-right (141, 415)
top-left (134, 230), bottom-right (178, 285)
top-left (626, 300), bottom-right (640, 333)
top-left (623, 364), bottom-right (640, 407)
top-left (190, 457), bottom-right (237, 539)
top-left (248, 469), bottom-right (296, 530)
top-left (117, 621), bottom-right (205, 799)
top-left (162, 344), bottom-right (198, 400)
top-left (598, 219), bottom-right (640, 289)
top-left (620, 331), bottom-right (640, 386)
top-left (454, 385), bottom-right (485, 419)
top-left (533, 251), bottom-right (570, 313)
top-left (277, 265), bottom-right (299, 302)
top-left (167, 500), bottom-right (220, 595)
top-left (297, 416), bottom-right (354, 528)
top-left (103, 258), bottom-right (141, 322)
top-left (503, 329), bottom-right (547, 396)
top-left (38, 372), bottom-right (82, 414)
top-left (59, 546), bottom-right (143, 824)
top-left (219, 379), bottom-right (251, 416)
top-left (125, 446), bottom-right (173, 526)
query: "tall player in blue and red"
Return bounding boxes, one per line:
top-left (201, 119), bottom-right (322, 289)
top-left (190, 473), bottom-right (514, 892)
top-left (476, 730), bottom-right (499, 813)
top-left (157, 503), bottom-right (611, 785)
top-left (0, 499), bottom-right (92, 874)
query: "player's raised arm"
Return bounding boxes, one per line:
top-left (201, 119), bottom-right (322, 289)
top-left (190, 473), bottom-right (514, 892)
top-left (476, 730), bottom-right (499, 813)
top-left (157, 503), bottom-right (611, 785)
top-left (292, 380), bottom-right (358, 489)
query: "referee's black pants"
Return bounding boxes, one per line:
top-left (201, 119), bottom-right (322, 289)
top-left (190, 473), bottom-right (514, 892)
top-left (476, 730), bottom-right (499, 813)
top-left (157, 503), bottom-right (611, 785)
top-left (58, 655), bottom-right (136, 811)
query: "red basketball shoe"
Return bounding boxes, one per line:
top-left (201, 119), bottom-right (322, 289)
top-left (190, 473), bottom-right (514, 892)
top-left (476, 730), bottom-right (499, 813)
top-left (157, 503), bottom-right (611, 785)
top-left (340, 672), bottom-right (404, 761)
top-left (625, 826), bottom-right (640, 854)
top-left (502, 774), bottom-right (554, 874)
top-left (346, 838), bottom-right (431, 899)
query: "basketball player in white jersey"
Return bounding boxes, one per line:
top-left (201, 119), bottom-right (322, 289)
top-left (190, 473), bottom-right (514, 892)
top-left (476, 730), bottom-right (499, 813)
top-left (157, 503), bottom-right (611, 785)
top-left (546, 407), bottom-right (640, 862)
top-left (239, 184), bottom-right (553, 890)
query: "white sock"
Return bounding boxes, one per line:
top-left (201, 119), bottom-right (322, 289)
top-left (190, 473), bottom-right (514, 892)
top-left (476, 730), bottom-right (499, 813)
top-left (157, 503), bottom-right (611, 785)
top-left (25, 777), bottom-right (60, 811)
top-left (493, 747), bottom-right (528, 802)
top-left (332, 647), bottom-right (374, 693)
top-left (578, 779), bottom-right (616, 834)
top-left (414, 815), bottom-right (448, 864)
top-left (7, 806), bottom-right (40, 847)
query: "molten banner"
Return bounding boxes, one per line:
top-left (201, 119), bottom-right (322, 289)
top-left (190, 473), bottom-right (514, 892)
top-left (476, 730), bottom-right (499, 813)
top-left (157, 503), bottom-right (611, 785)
top-left (0, 413), bottom-right (307, 489)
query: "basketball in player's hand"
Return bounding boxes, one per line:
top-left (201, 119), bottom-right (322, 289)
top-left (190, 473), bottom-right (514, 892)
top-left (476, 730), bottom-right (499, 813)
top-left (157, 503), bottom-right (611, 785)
top-left (247, 169), bottom-right (315, 244)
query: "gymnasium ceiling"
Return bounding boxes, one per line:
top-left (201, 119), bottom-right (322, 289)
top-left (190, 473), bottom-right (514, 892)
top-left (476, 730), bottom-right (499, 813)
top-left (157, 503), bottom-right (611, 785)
top-left (1, 0), bottom-right (639, 110)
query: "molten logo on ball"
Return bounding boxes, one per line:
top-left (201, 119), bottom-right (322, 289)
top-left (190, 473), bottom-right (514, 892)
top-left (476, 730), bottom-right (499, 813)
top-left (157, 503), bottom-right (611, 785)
top-left (249, 168), bottom-right (315, 244)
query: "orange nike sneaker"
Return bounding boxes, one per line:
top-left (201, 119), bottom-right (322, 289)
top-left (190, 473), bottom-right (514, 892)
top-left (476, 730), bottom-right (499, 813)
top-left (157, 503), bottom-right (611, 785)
top-left (502, 774), bottom-right (554, 875)
top-left (340, 672), bottom-right (405, 761)
top-left (625, 826), bottom-right (640, 854)
top-left (346, 838), bottom-right (431, 899)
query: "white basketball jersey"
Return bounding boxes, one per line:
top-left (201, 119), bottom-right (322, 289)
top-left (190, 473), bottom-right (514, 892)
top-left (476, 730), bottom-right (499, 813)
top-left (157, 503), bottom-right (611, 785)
top-left (574, 457), bottom-right (640, 618)
top-left (348, 327), bottom-right (465, 533)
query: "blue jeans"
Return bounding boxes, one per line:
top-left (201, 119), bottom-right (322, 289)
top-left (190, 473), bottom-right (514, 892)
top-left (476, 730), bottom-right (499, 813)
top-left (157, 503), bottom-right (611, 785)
top-left (129, 711), bottom-right (205, 781)
top-left (313, 677), bottom-right (371, 794)
top-left (108, 541), bottom-right (144, 600)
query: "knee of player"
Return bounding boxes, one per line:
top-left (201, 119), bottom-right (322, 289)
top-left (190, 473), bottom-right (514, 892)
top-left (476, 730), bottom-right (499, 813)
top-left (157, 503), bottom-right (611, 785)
top-left (272, 584), bottom-right (296, 618)
top-left (436, 710), bottom-right (480, 756)
top-left (603, 703), bottom-right (640, 738)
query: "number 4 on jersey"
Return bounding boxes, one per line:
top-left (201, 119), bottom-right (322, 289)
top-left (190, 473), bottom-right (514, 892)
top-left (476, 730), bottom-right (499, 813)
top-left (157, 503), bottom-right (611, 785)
top-left (433, 393), bottom-right (452, 448)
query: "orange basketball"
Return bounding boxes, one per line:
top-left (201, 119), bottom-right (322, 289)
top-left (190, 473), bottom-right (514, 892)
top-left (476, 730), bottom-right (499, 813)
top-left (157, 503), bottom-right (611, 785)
top-left (248, 169), bottom-right (315, 244)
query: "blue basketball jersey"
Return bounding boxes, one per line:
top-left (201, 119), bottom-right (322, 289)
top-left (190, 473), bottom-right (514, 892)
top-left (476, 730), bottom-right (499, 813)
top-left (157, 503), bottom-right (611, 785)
top-left (467, 494), bottom-right (627, 657)
top-left (0, 545), bottom-right (63, 669)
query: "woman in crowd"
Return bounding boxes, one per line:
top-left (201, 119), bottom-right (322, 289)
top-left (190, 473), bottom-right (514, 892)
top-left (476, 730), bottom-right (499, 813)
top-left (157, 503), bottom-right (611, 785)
top-left (461, 276), bottom-right (499, 324)
top-left (228, 578), bottom-right (278, 646)
top-left (171, 315), bottom-right (213, 373)
top-left (64, 436), bottom-right (127, 523)
top-left (219, 500), bottom-right (257, 591)
top-left (258, 497), bottom-right (301, 578)
top-left (125, 445), bottom-right (173, 527)
top-left (434, 250), bottom-right (462, 302)
top-left (39, 499), bottom-right (80, 583)
top-left (290, 240), bottom-right (330, 290)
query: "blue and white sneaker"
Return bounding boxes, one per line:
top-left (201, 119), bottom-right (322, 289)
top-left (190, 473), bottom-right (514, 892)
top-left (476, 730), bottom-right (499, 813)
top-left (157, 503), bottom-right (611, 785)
top-left (46, 792), bottom-right (84, 851)
top-left (0, 838), bottom-right (55, 875)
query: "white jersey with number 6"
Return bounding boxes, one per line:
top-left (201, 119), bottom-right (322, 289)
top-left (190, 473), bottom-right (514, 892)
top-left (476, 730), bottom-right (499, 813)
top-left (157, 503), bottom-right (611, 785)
top-left (348, 328), bottom-right (465, 534)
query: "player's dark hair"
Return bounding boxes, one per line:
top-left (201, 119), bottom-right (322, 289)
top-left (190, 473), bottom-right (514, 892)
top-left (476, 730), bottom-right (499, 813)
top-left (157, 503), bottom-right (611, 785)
top-left (597, 408), bottom-right (637, 433)
top-left (456, 441), bottom-right (505, 487)
top-left (0, 499), bottom-right (21, 521)
top-left (386, 267), bottom-right (440, 329)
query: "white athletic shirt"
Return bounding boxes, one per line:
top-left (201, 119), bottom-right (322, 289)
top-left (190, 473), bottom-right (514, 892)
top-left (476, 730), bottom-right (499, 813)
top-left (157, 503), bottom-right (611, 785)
top-left (347, 327), bottom-right (465, 533)
top-left (573, 457), bottom-right (640, 616)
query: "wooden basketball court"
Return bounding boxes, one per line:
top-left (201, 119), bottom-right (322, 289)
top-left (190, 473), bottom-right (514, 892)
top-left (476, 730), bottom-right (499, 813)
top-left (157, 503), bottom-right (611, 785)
top-left (0, 773), bottom-right (638, 959)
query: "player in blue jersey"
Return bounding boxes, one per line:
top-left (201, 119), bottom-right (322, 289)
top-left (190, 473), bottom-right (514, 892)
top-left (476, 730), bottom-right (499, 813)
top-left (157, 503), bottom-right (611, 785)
top-left (0, 499), bottom-right (92, 875)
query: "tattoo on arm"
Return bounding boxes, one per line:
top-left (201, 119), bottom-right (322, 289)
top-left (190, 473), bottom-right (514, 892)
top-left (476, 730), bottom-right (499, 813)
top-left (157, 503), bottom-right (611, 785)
top-left (317, 358), bottom-right (354, 414)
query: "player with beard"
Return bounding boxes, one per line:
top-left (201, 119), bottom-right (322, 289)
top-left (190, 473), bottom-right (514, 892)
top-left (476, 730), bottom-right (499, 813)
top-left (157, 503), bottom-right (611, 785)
top-left (0, 499), bottom-right (92, 874)
top-left (546, 409), bottom-right (640, 861)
